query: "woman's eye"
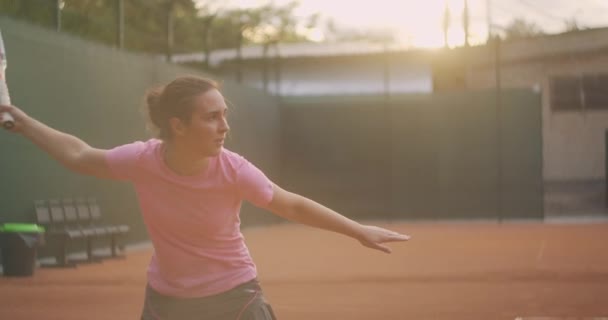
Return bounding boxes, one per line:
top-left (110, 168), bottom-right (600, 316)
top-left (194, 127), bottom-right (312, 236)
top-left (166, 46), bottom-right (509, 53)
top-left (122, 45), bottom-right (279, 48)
top-left (205, 111), bottom-right (227, 121)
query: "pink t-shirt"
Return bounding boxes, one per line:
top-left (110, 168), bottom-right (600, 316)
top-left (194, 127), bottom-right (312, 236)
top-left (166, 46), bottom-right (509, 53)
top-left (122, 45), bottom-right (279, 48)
top-left (105, 139), bottom-right (274, 298)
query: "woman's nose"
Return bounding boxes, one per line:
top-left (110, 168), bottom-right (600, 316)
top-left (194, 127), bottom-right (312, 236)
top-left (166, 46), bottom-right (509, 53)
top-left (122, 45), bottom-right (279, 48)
top-left (220, 117), bottom-right (230, 132)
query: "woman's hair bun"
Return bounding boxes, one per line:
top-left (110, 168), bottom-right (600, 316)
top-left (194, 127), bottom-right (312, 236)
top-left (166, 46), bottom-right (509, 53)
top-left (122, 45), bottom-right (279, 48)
top-left (145, 86), bottom-right (164, 129)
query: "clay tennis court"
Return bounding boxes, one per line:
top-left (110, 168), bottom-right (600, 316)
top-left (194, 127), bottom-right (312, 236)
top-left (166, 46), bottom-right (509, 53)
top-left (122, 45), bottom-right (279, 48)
top-left (1, 221), bottom-right (608, 320)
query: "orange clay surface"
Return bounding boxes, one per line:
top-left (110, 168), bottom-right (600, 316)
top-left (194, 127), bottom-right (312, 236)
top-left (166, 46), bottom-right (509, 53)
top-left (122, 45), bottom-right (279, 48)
top-left (1, 222), bottom-right (608, 320)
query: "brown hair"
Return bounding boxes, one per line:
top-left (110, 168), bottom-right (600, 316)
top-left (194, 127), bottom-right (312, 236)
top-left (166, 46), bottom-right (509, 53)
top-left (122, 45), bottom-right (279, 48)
top-left (145, 76), bottom-right (219, 140)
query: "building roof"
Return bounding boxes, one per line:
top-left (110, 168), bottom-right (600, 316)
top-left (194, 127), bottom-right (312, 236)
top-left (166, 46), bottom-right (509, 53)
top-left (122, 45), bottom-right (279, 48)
top-left (467, 26), bottom-right (608, 66)
top-left (170, 26), bottom-right (608, 67)
top-left (170, 41), bottom-right (412, 66)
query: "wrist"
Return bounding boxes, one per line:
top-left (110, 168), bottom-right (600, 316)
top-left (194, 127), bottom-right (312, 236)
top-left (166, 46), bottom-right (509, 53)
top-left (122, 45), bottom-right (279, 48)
top-left (348, 222), bottom-right (366, 241)
top-left (19, 114), bottom-right (38, 136)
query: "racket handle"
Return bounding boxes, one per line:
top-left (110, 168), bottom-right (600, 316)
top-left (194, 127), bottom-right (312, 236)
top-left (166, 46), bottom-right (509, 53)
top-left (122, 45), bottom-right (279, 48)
top-left (1, 111), bottom-right (14, 129)
top-left (0, 76), bottom-right (14, 129)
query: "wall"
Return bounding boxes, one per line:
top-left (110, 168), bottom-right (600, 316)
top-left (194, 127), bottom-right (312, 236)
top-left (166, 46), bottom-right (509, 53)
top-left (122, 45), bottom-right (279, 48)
top-left (216, 53), bottom-right (433, 96)
top-left (0, 18), bottom-right (282, 243)
top-left (280, 90), bottom-right (543, 220)
top-left (467, 50), bottom-right (608, 180)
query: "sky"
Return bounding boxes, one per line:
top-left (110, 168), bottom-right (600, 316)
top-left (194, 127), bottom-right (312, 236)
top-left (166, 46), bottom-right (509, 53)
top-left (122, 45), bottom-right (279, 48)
top-left (200, 0), bottom-right (608, 48)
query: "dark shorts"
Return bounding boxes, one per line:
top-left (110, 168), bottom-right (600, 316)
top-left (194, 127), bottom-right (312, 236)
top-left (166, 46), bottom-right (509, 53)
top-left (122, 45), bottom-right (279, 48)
top-left (140, 278), bottom-right (277, 320)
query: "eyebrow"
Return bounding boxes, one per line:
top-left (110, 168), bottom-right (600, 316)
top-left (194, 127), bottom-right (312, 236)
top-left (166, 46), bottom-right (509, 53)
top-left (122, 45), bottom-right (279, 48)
top-left (203, 107), bottom-right (228, 115)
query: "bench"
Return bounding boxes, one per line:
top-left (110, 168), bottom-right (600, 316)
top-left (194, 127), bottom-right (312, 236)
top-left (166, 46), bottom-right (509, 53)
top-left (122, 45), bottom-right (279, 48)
top-left (34, 197), bottom-right (130, 267)
top-left (77, 197), bottom-right (130, 258)
top-left (35, 199), bottom-right (92, 267)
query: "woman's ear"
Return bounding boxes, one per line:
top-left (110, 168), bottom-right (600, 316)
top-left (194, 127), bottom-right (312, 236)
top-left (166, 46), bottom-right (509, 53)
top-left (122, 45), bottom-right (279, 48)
top-left (169, 117), bottom-right (186, 137)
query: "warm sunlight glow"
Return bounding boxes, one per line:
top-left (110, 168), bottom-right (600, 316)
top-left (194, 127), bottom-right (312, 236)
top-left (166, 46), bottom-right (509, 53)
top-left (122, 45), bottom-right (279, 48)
top-left (410, 31), bottom-right (446, 48)
top-left (211, 0), bottom-right (492, 47)
top-left (305, 28), bottom-right (326, 42)
top-left (381, 0), bottom-right (481, 48)
top-left (214, 0), bottom-right (608, 47)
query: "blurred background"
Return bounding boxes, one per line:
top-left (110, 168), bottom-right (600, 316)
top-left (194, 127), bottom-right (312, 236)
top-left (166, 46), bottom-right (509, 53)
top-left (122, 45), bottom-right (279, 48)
top-left (1, 3), bottom-right (608, 318)
top-left (0, 0), bottom-right (607, 244)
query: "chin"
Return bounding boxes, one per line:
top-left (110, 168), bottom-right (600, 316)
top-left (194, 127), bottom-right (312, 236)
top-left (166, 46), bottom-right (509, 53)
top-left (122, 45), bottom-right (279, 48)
top-left (205, 146), bottom-right (222, 157)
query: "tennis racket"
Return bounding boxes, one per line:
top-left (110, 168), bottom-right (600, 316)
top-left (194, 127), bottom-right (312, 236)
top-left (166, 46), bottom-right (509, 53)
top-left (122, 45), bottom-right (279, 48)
top-left (0, 29), bottom-right (15, 130)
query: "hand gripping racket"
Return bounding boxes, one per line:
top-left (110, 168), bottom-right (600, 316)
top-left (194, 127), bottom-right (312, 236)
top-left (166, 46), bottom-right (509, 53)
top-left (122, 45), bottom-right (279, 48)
top-left (0, 29), bottom-right (15, 130)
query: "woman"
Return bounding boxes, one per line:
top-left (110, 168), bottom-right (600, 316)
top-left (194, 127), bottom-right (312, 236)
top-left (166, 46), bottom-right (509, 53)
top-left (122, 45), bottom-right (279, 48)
top-left (0, 75), bottom-right (410, 320)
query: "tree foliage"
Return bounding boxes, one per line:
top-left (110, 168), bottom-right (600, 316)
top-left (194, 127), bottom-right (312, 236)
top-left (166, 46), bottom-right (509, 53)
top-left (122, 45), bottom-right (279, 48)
top-left (503, 18), bottom-right (544, 40)
top-left (0, 0), bottom-right (317, 55)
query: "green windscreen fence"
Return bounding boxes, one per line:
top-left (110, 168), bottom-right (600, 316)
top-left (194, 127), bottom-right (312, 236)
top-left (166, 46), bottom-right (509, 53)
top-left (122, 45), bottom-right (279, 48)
top-left (280, 90), bottom-right (543, 220)
top-left (0, 17), bottom-right (543, 252)
top-left (0, 18), bottom-right (282, 243)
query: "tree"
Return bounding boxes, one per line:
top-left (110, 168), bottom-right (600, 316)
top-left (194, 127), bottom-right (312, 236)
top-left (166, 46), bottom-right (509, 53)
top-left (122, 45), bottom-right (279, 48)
top-left (196, 1), bottom-right (223, 70)
top-left (206, 2), bottom-right (317, 83)
top-left (563, 17), bottom-right (584, 32)
top-left (0, 0), bottom-right (57, 29)
top-left (322, 19), bottom-right (396, 44)
top-left (442, 1), bottom-right (451, 47)
top-left (503, 18), bottom-right (544, 40)
top-left (241, 1), bottom-right (312, 90)
top-left (60, 0), bottom-right (116, 47)
top-left (0, 0), bottom-right (318, 59)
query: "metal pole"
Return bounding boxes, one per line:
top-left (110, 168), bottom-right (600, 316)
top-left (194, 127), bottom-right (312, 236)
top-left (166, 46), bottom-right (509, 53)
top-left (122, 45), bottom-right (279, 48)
top-left (486, 0), bottom-right (503, 221)
top-left (383, 42), bottom-right (393, 219)
top-left (486, 0), bottom-right (492, 42)
top-left (443, 1), bottom-right (450, 48)
top-left (383, 42), bottom-right (390, 101)
top-left (166, 0), bottom-right (174, 62)
top-left (463, 0), bottom-right (470, 47)
top-left (236, 29), bottom-right (243, 83)
top-left (262, 43), bottom-right (270, 92)
top-left (116, 0), bottom-right (124, 49)
top-left (202, 15), bottom-right (215, 70)
top-left (274, 44), bottom-right (281, 95)
top-left (55, 0), bottom-right (62, 32)
top-left (495, 36), bottom-right (503, 222)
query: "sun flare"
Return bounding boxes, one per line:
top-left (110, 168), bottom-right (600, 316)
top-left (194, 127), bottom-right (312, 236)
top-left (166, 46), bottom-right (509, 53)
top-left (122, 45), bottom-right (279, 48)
top-left (211, 0), bottom-right (489, 48)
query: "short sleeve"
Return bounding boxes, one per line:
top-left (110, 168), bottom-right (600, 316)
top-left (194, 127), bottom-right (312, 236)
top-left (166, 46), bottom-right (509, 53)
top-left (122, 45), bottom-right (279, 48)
top-left (105, 141), bottom-right (146, 181)
top-left (235, 159), bottom-right (274, 208)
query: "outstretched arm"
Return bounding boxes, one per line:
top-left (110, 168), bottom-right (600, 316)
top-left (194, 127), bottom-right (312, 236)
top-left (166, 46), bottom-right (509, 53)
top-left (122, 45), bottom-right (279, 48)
top-left (0, 104), bottom-right (112, 178)
top-left (266, 184), bottom-right (411, 253)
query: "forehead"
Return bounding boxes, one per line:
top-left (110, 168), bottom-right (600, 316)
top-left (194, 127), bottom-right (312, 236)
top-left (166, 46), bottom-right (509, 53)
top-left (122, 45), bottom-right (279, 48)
top-left (192, 89), bottom-right (227, 113)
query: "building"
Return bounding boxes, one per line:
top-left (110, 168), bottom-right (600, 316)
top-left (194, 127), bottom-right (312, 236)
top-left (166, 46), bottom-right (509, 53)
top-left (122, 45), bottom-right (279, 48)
top-left (446, 27), bottom-right (608, 182)
top-left (174, 28), bottom-right (608, 184)
top-left (172, 41), bottom-right (434, 96)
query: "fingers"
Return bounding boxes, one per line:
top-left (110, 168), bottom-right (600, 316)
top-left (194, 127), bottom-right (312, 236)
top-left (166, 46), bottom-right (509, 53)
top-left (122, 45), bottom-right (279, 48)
top-left (379, 228), bottom-right (411, 242)
top-left (388, 233), bottom-right (411, 242)
top-left (0, 104), bottom-right (21, 112)
top-left (1, 107), bottom-right (19, 132)
top-left (370, 234), bottom-right (410, 254)
top-left (380, 245), bottom-right (392, 254)
top-left (359, 225), bottom-right (411, 253)
top-left (371, 243), bottom-right (392, 254)
top-left (0, 105), bottom-right (16, 118)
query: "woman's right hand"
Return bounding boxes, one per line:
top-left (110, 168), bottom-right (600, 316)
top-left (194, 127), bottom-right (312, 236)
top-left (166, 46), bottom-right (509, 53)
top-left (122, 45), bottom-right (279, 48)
top-left (355, 224), bottom-right (411, 254)
top-left (0, 104), bottom-right (29, 133)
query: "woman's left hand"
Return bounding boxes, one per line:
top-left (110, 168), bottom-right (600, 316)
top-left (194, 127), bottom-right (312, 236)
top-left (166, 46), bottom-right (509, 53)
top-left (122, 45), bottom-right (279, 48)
top-left (356, 225), bottom-right (411, 254)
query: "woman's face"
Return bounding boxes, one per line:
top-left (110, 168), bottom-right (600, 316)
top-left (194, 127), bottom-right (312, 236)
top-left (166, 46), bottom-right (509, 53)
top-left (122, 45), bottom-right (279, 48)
top-left (174, 88), bottom-right (230, 157)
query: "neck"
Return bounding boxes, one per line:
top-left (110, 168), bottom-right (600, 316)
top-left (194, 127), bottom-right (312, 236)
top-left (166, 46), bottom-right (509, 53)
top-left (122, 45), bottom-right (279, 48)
top-left (162, 141), bottom-right (210, 176)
